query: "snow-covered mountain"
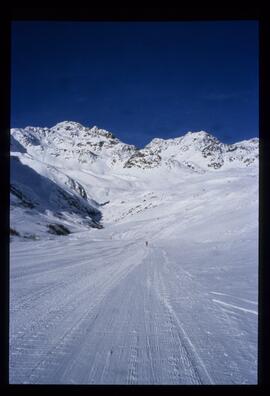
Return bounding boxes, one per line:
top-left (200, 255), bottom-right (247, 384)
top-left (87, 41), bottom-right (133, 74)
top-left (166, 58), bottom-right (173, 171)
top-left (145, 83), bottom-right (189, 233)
top-left (11, 121), bottom-right (137, 172)
top-left (11, 121), bottom-right (258, 172)
top-left (11, 155), bottom-right (102, 239)
top-left (126, 131), bottom-right (258, 171)
top-left (10, 121), bottom-right (259, 384)
top-left (10, 121), bottom-right (258, 239)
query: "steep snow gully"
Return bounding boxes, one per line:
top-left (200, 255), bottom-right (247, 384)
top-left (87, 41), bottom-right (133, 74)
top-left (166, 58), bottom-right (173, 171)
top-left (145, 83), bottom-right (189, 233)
top-left (10, 122), bottom-right (258, 384)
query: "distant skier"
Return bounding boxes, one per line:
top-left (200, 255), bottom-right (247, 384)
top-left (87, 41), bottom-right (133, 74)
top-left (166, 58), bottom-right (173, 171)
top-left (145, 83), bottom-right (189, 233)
top-left (145, 241), bottom-right (148, 247)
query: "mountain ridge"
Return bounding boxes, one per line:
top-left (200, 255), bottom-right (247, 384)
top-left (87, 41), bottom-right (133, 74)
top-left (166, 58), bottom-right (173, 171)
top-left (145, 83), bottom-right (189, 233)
top-left (11, 121), bottom-right (258, 172)
top-left (10, 121), bottom-right (258, 239)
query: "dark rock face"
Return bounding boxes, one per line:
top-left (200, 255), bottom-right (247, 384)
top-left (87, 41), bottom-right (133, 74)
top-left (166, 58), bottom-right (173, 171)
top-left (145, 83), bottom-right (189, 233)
top-left (10, 184), bottom-right (36, 209)
top-left (65, 177), bottom-right (88, 200)
top-left (207, 162), bottom-right (223, 169)
top-left (10, 228), bottom-right (20, 236)
top-left (124, 150), bottom-right (162, 169)
top-left (47, 223), bottom-right (70, 235)
top-left (200, 142), bottom-right (224, 169)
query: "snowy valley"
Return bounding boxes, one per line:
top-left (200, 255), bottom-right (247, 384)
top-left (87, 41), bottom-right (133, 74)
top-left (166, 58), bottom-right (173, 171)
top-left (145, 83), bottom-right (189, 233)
top-left (10, 121), bottom-right (258, 384)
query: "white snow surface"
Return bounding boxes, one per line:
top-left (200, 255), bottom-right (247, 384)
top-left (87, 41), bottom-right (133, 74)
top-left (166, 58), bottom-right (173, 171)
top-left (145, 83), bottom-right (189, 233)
top-left (10, 122), bottom-right (258, 384)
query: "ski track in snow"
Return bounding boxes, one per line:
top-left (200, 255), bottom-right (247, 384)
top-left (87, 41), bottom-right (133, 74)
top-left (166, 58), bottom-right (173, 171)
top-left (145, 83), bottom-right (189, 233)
top-left (210, 292), bottom-right (257, 305)
top-left (212, 299), bottom-right (258, 316)
top-left (10, 230), bottom-right (257, 384)
top-left (11, 242), bottom-right (204, 384)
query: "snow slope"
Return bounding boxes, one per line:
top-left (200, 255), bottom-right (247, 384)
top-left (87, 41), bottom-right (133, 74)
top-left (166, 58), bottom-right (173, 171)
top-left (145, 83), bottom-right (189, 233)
top-left (10, 122), bottom-right (258, 384)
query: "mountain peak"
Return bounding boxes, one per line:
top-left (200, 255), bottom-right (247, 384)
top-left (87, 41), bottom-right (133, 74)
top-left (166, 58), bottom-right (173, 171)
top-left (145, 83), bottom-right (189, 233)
top-left (52, 121), bottom-right (84, 130)
top-left (186, 130), bottom-right (210, 135)
top-left (90, 125), bottom-right (99, 132)
top-left (183, 130), bottom-right (217, 141)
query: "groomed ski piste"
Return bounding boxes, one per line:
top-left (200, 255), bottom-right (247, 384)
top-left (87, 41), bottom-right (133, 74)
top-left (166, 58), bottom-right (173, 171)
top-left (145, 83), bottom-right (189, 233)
top-left (10, 122), bottom-right (258, 384)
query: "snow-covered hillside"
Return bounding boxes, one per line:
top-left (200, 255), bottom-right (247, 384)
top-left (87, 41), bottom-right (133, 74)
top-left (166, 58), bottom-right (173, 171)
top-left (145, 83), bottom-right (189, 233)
top-left (10, 122), bottom-right (258, 384)
top-left (10, 121), bottom-right (258, 238)
top-left (11, 121), bottom-right (258, 173)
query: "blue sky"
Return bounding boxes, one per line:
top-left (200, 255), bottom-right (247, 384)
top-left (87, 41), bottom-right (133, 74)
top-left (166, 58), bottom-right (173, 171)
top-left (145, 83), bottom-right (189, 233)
top-left (11, 21), bottom-right (258, 147)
